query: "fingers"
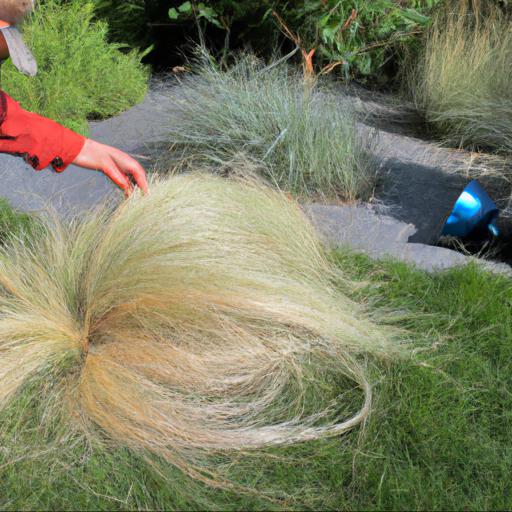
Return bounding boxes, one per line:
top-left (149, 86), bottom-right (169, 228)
top-left (126, 162), bottom-right (149, 195)
top-left (72, 139), bottom-right (149, 197)
top-left (103, 162), bottom-right (133, 198)
top-left (112, 152), bottom-right (149, 195)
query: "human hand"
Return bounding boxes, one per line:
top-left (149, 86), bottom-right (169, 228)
top-left (73, 139), bottom-right (149, 197)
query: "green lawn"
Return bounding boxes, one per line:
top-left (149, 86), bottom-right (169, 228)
top-left (1, 250), bottom-right (511, 510)
top-left (0, 199), bottom-right (36, 244)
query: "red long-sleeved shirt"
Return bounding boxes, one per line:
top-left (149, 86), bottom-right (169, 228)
top-left (0, 90), bottom-right (85, 172)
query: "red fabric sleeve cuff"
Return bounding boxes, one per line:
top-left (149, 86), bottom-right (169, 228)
top-left (0, 91), bottom-right (86, 172)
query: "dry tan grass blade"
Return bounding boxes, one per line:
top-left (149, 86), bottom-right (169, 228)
top-left (0, 173), bottom-right (399, 488)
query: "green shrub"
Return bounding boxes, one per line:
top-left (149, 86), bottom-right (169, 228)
top-left (167, 53), bottom-right (375, 201)
top-left (2, 0), bottom-right (150, 135)
top-left (276, 0), bottom-right (442, 79)
top-left (408, 0), bottom-right (512, 153)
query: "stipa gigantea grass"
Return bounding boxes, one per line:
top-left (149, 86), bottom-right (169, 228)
top-left (0, 173), bottom-right (400, 491)
top-left (166, 53), bottom-right (375, 202)
top-left (408, 0), bottom-right (512, 153)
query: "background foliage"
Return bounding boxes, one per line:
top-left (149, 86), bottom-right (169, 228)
top-left (90, 0), bottom-right (156, 49)
top-left (168, 0), bottom-right (443, 79)
top-left (89, 0), bottom-right (443, 82)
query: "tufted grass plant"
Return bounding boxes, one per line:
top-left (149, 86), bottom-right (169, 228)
top-left (408, 0), bottom-right (512, 153)
top-left (166, 54), bottom-right (375, 202)
top-left (0, 173), bottom-right (399, 496)
top-left (2, 0), bottom-right (149, 135)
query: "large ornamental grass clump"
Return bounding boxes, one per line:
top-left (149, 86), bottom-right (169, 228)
top-left (409, 0), bottom-right (512, 153)
top-left (0, 173), bottom-right (399, 492)
top-left (166, 54), bottom-right (375, 202)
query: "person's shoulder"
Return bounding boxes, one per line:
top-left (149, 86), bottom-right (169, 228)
top-left (0, 0), bottom-right (33, 24)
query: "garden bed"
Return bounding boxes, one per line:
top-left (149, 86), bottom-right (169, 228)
top-left (1, 2), bottom-right (512, 509)
top-left (2, 77), bottom-right (510, 274)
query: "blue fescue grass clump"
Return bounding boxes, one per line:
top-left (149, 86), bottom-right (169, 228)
top-left (166, 53), bottom-right (375, 202)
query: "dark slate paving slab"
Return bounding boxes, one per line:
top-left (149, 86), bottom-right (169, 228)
top-left (305, 203), bottom-right (512, 275)
top-left (375, 157), bottom-right (467, 245)
top-left (368, 126), bottom-right (512, 244)
top-left (88, 80), bottom-right (175, 155)
top-left (0, 153), bottom-right (116, 216)
top-left (344, 87), bottom-right (512, 244)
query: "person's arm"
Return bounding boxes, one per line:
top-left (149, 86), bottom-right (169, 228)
top-left (0, 91), bottom-right (148, 196)
top-left (0, 29), bottom-right (148, 196)
top-left (0, 28), bottom-right (9, 59)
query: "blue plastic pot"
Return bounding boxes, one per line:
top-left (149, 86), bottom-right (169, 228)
top-left (442, 180), bottom-right (499, 238)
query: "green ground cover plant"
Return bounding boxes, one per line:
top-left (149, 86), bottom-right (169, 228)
top-left (408, 0), bottom-right (512, 153)
top-left (1, 250), bottom-right (511, 510)
top-left (2, 0), bottom-right (149, 134)
top-left (167, 53), bottom-right (375, 201)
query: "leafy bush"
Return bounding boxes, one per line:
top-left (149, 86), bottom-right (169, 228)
top-left (166, 53), bottom-right (375, 201)
top-left (408, 0), bottom-right (512, 152)
top-left (2, 0), bottom-right (149, 134)
top-left (80, 0), bottom-right (442, 82)
top-left (276, 0), bottom-right (442, 79)
top-left (169, 0), bottom-right (442, 80)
